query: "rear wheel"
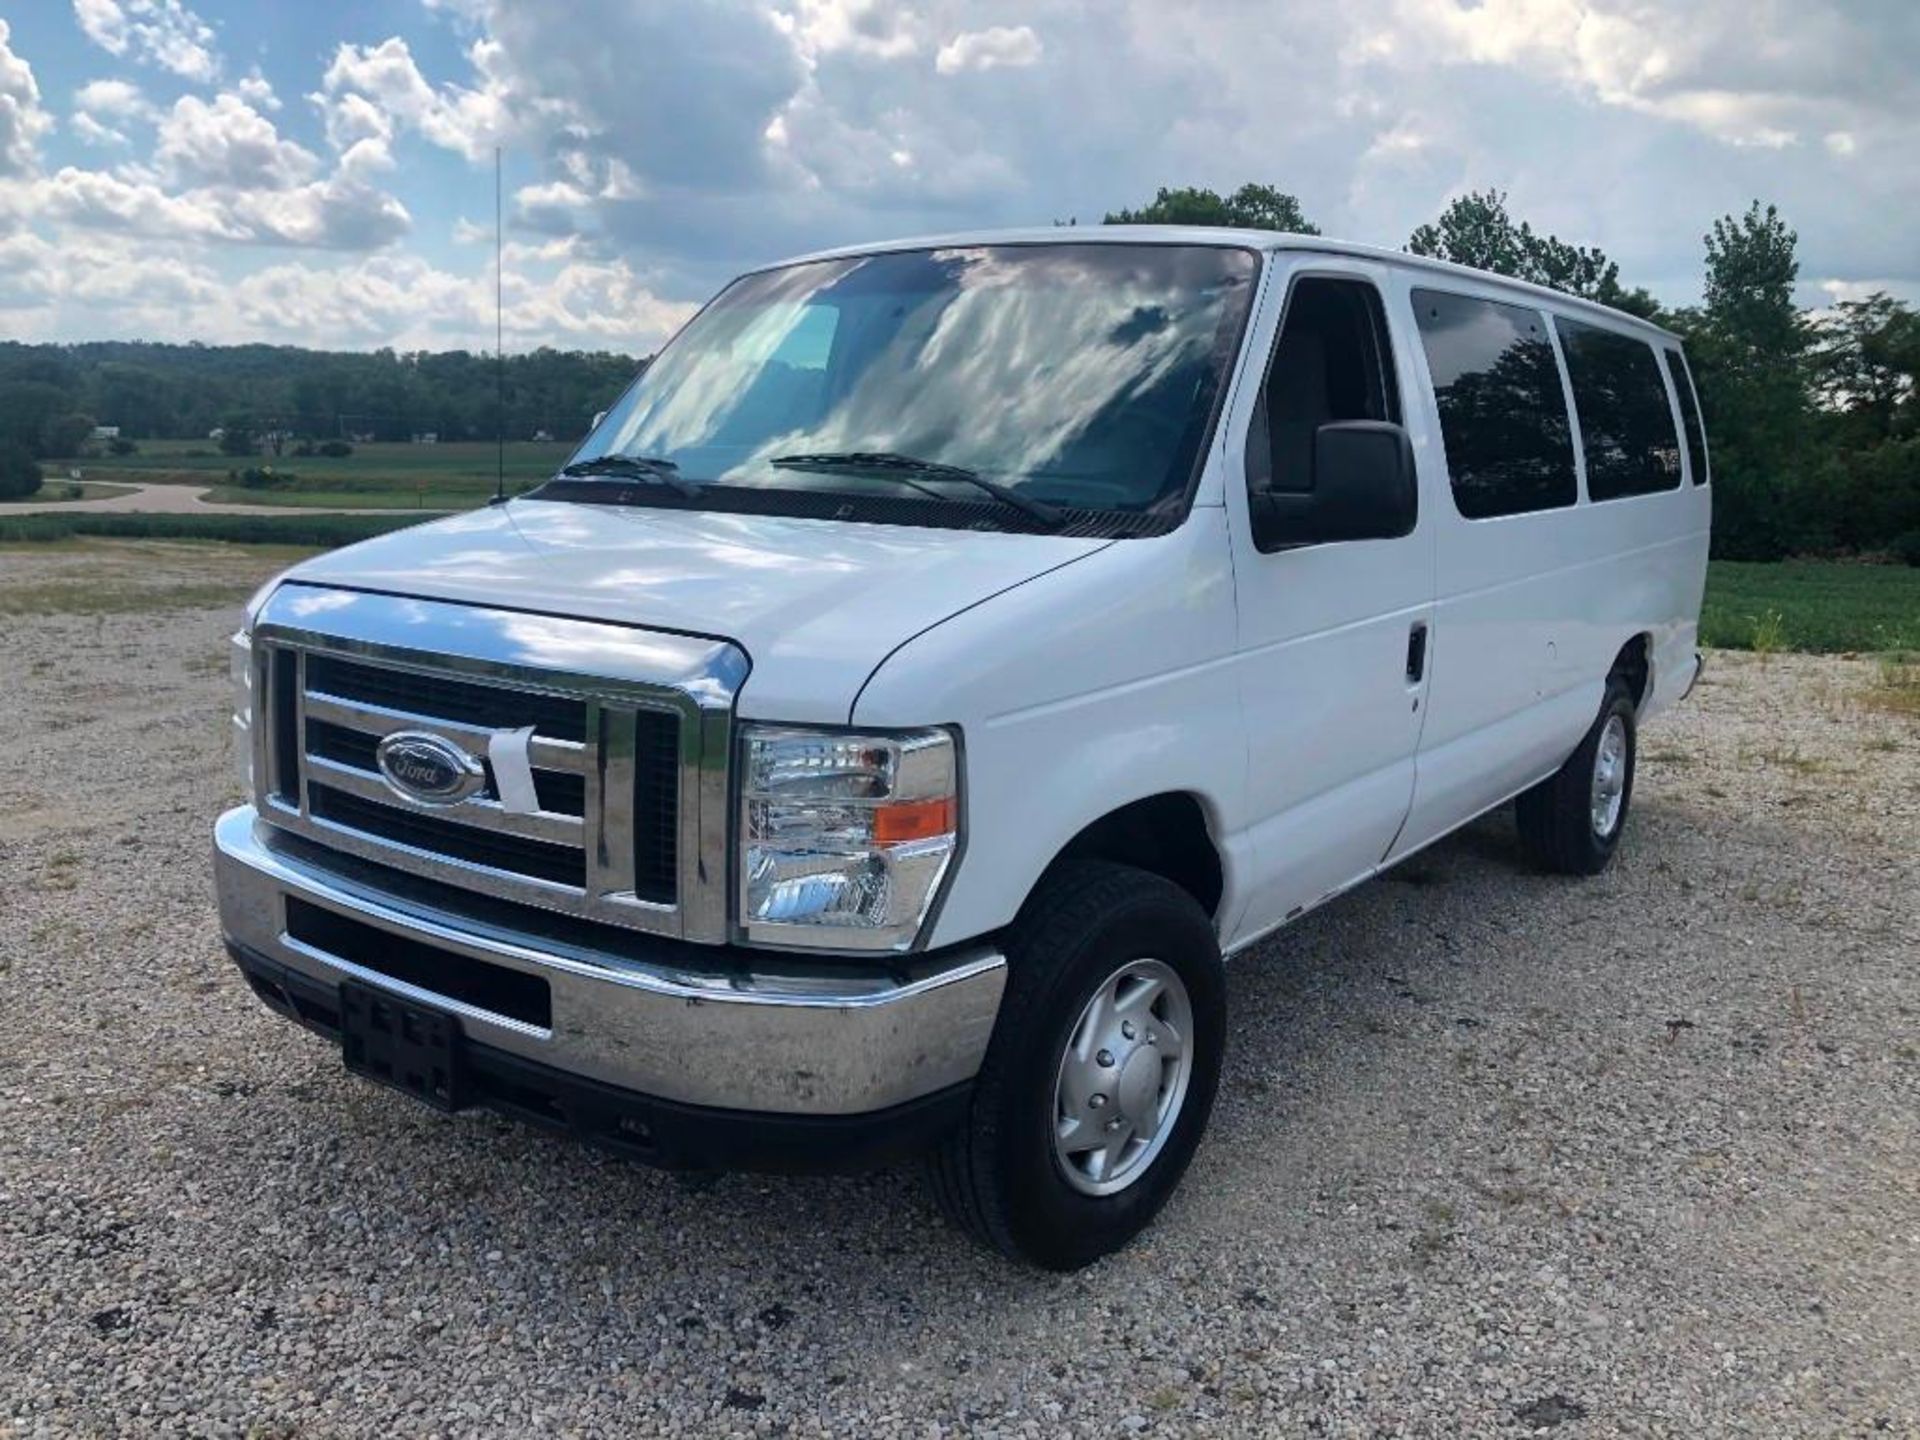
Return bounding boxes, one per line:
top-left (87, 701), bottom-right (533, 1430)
top-left (928, 860), bottom-right (1225, 1270)
top-left (1515, 676), bottom-right (1637, 876)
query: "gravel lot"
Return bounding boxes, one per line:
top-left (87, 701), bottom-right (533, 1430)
top-left (3, 540), bottom-right (1916, 1438)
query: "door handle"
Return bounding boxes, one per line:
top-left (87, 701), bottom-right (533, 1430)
top-left (1406, 622), bottom-right (1428, 684)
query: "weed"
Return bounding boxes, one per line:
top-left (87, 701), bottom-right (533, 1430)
top-left (1859, 656), bottom-right (1920, 721)
top-left (1750, 607), bottom-right (1787, 657)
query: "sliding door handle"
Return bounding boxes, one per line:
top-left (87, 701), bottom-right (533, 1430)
top-left (1406, 621), bottom-right (1428, 684)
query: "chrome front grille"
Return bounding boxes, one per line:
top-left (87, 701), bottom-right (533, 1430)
top-left (250, 584), bottom-right (747, 942)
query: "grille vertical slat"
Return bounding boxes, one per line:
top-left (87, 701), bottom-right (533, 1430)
top-left (268, 648), bottom-right (300, 806)
top-left (634, 711), bottom-right (679, 905)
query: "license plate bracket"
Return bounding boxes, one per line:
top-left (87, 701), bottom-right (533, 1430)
top-left (339, 981), bottom-right (468, 1111)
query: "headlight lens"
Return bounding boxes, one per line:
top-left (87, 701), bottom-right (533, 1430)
top-left (229, 629), bottom-right (254, 793)
top-left (738, 726), bottom-right (959, 951)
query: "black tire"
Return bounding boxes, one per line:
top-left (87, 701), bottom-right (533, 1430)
top-left (928, 860), bottom-right (1225, 1270)
top-left (1515, 675), bottom-right (1637, 876)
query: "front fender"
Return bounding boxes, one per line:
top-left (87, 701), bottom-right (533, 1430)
top-left (852, 508), bottom-right (1247, 950)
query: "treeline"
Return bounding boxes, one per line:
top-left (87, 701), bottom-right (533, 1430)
top-left (1111, 186), bottom-right (1920, 562)
top-left (0, 342), bottom-right (642, 451)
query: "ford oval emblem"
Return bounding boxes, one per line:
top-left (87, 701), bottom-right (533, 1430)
top-left (375, 731), bottom-right (484, 806)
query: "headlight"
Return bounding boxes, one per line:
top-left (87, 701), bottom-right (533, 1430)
top-left (738, 726), bottom-right (959, 952)
top-left (229, 629), bottom-right (254, 793)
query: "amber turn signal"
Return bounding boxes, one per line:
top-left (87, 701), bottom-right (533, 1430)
top-left (872, 796), bottom-right (956, 845)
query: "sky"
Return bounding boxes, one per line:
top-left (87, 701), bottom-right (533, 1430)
top-left (0, 0), bottom-right (1913, 354)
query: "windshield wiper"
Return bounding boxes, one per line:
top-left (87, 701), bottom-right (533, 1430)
top-left (770, 451), bottom-right (1065, 528)
top-left (555, 453), bottom-right (701, 498)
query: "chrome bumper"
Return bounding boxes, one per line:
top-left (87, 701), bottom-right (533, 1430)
top-left (213, 806), bottom-right (1006, 1116)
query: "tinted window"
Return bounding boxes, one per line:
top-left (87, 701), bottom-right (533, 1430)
top-left (1663, 347), bottom-right (1709, 486)
top-left (1247, 277), bottom-right (1401, 498)
top-left (1413, 289), bottom-right (1576, 519)
top-left (1558, 318), bottom-right (1683, 500)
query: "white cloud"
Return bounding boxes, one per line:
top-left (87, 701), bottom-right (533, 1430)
top-left (6, 153), bottom-right (410, 251)
top-left (71, 77), bottom-right (156, 147)
top-left (935, 25), bottom-right (1042, 75)
top-left (777, 1), bottom-right (920, 62)
top-left (515, 178), bottom-right (591, 230)
top-left (32, 165), bottom-right (245, 241)
top-left (1377, 0), bottom-right (1907, 151)
top-left (317, 90), bottom-right (393, 152)
top-left (0, 19), bottom-right (53, 177)
top-left (318, 35), bottom-right (518, 163)
top-left (155, 93), bottom-right (319, 190)
top-left (70, 112), bottom-right (126, 146)
top-left (71, 0), bottom-right (220, 83)
top-left (74, 77), bottom-right (153, 117)
top-left (220, 250), bottom-right (693, 351)
top-left (236, 70), bottom-right (280, 111)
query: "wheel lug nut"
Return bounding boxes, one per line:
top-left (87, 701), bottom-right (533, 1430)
top-left (1105, 1118), bottom-right (1124, 1132)
top-left (1096, 1048), bottom-right (1116, 1067)
top-left (1089, 1093), bottom-right (1108, 1109)
top-left (1121, 1021), bottom-right (1136, 1040)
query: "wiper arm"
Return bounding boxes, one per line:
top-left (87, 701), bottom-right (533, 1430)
top-left (556, 453), bottom-right (700, 499)
top-left (770, 451), bottom-right (1065, 528)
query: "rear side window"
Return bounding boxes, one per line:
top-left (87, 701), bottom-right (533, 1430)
top-left (1412, 288), bottom-right (1576, 519)
top-left (1558, 318), bottom-right (1683, 500)
top-left (1663, 348), bottom-right (1709, 485)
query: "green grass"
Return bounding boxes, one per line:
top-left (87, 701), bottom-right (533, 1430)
top-left (200, 486), bottom-right (464, 509)
top-left (74, 439), bottom-right (570, 494)
top-left (1702, 561), bottom-right (1920, 654)
top-left (0, 511), bottom-right (430, 546)
top-left (0, 480), bottom-right (138, 504)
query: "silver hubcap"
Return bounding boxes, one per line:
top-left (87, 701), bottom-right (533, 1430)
top-left (1052, 958), bottom-right (1194, 1197)
top-left (1590, 713), bottom-right (1629, 838)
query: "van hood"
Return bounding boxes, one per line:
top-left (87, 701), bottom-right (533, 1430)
top-left (280, 498), bottom-right (1112, 722)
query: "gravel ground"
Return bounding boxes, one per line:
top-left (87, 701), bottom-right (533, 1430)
top-left (2, 540), bottom-right (1916, 1438)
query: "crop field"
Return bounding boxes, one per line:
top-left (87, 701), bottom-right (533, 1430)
top-left (1701, 560), bottom-right (1920, 654)
top-left (72, 439), bottom-right (575, 509)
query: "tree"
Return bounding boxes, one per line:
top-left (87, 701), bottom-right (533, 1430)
top-left (1407, 189), bottom-right (1660, 318)
top-left (1106, 183), bottom-right (1319, 234)
top-left (218, 415), bottom-right (257, 456)
top-left (0, 441), bottom-right (43, 499)
top-left (1810, 293), bottom-right (1919, 444)
top-left (0, 379), bottom-right (70, 457)
top-left (41, 412), bottom-right (95, 459)
top-left (1678, 202), bottom-right (1816, 558)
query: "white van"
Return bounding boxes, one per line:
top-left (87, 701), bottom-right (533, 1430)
top-left (215, 229), bottom-right (1709, 1269)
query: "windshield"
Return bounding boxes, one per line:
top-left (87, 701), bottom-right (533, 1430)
top-left (561, 243), bottom-right (1260, 533)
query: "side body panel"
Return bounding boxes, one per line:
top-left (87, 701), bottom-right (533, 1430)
top-left (1215, 253), bottom-right (1438, 949)
top-left (1388, 273), bottom-right (1711, 860)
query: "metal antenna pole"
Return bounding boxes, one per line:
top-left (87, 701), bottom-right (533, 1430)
top-left (494, 144), bottom-right (505, 504)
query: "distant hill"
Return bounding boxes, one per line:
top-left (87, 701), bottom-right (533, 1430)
top-left (0, 340), bottom-right (645, 452)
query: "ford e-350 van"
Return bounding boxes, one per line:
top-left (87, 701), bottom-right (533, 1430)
top-left (216, 229), bottom-right (1709, 1269)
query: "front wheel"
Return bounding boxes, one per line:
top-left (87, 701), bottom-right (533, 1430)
top-left (1515, 675), bottom-right (1638, 876)
top-left (928, 860), bottom-right (1225, 1270)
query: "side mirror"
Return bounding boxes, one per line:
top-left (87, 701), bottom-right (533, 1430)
top-left (1250, 420), bottom-right (1417, 551)
top-left (589, 409), bottom-right (608, 431)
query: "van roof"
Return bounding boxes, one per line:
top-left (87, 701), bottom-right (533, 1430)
top-left (769, 225), bottom-right (1681, 342)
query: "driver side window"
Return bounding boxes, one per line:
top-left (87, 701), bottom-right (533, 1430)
top-left (1247, 276), bottom-right (1400, 496)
